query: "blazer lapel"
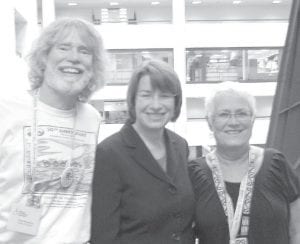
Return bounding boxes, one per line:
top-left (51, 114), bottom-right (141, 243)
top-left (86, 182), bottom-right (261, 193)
top-left (165, 130), bottom-right (182, 181)
top-left (120, 123), bottom-right (172, 184)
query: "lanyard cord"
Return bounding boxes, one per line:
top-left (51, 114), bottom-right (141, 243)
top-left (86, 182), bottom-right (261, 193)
top-left (206, 148), bottom-right (256, 243)
top-left (30, 89), bottom-right (77, 193)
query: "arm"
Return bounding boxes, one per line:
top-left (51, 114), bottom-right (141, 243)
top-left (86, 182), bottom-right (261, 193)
top-left (290, 198), bottom-right (300, 244)
top-left (91, 144), bottom-right (122, 244)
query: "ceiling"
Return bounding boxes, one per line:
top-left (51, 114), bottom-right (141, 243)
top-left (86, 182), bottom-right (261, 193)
top-left (55, 0), bottom-right (292, 8)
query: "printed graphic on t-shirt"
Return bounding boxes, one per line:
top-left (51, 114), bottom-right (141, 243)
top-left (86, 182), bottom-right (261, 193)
top-left (22, 125), bottom-right (96, 208)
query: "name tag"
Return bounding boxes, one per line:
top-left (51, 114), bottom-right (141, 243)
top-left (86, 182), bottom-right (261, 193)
top-left (7, 203), bottom-right (42, 236)
top-left (235, 237), bottom-right (248, 244)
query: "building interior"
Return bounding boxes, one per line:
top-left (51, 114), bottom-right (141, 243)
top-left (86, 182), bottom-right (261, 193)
top-left (4, 0), bottom-right (292, 158)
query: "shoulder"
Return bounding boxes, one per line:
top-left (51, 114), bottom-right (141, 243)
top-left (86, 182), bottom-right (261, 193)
top-left (263, 147), bottom-right (291, 170)
top-left (0, 90), bottom-right (31, 109)
top-left (97, 130), bottom-right (123, 151)
top-left (165, 128), bottom-right (188, 146)
top-left (262, 147), bottom-right (300, 202)
top-left (78, 102), bottom-right (100, 119)
top-left (188, 157), bottom-right (214, 197)
top-left (188, 157), bottom-right (208, 173)
top-left (0, 91), bottom-right (31, 121)
top-left (188, 157), bottom-right (210, 182)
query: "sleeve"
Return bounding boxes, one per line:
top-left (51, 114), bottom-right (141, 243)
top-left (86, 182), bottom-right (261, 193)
top-left (271, 150), bottom-right (300, 203)
top-left (188, 158), bottom-right (212, 199)
top-left (91, 143), bottom-right (122, 244)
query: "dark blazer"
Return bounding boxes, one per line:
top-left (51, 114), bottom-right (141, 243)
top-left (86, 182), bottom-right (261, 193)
top-left (91, 123), bottom-right (195, 244)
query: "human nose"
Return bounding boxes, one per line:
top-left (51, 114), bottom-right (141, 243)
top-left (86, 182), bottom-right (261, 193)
top-left (150, 93), bottom-right (163, 108)
top-left (67, 48), bottom-right (80, 62)
top-left (227, 114), bottom-right (240, 124)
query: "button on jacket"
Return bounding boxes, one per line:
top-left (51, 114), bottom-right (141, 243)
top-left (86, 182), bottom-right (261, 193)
top-left (91, 123), bottom-right (195, 244)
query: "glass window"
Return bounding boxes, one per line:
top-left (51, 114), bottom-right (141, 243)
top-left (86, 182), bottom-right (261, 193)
top-left (185, 0), bottom-right (292, 22)
top-left (107, 49), bottom-right (174, 85)
top-left (185, 96), bottom-right (273, 120)
top-left (188, 145), bottom-right (203, 160)
top-left (246, 49), bottom-right (282, 82)
top-left (186, 48), bottom-right (282, 83)
top-left (90, 100), bottom-right (128, 124)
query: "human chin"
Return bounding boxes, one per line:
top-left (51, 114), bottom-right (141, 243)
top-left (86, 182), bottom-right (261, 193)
top-left (147, 112), bottom-right (171, 125)
top-left (139, 116), bottom-right (167, 130)
top-left (220, 132), bottom-right (251, 147)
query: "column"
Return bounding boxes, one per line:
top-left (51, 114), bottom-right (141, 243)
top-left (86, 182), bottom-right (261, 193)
top-left (42, 0), bottom-right (56, 27)
top-left (172, 0), bottom-right (187, 138)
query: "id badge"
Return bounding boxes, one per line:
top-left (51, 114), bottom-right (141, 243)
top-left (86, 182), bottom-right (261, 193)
top-left (7, 202), bottom-right (42, 236)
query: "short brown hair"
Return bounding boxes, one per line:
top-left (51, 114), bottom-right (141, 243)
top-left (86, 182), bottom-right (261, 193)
top-left (126, 59), bottom-right (182, 123)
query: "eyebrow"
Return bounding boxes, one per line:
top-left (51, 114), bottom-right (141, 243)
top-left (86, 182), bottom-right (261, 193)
top-left (57, 42), bottom-right (89, 48)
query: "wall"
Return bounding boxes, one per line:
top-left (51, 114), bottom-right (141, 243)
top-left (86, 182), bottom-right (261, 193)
top-left (0, 0), bottom-right (39, 96)
top-left (56, 6), bottom-right (172, 23)
top-left (186, 5), bottom-right (291, 21)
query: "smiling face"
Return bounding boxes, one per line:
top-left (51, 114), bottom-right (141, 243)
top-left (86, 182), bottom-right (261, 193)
top-left (133, 75), bottom-right (175, 132)
top-left (208, 94), bottom-right (254, 150)
top-left (41, 28), bottom-right (93, 99)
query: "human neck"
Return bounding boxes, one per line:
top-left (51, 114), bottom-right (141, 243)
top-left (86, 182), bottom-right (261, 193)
top-left (38, 85), bottom-right (77, 110)
top-left (132, 123), bottom-right (164, 145)
top-left (216, 144), bottom-right (250, 163)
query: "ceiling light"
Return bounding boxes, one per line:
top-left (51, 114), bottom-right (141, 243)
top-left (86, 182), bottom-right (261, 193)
top-left (110, 2), bottom-right (119, 6)
top-left (233, 0), bottom-right (242, 4)
top-left (151, 1), bottom-right (161, 5)
top-left (272, 0), bottom-right (281, 3)
top-left (192, 0), bottom-right (202, 4)
top-left (67, 2), bottom-right (78, 6)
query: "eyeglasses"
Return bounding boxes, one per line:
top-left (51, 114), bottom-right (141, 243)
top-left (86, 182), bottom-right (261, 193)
top-left (214, 111), bottom-right (252, 123)
top-left (137, 91), bottom-right (176, 103)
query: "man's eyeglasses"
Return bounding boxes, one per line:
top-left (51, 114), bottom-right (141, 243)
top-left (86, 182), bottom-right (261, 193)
top-left (214, 111), bottom-right (252, 123)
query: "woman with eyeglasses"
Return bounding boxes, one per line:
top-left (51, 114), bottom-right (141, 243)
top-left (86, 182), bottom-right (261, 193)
top-left (91, 59), bottom-right (195, 244)
top-left (188, 81), bottom-right (300, 244)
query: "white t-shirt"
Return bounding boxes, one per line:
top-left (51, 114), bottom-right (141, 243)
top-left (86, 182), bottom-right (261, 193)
top-left (0, 91), bottom-right (100, 244)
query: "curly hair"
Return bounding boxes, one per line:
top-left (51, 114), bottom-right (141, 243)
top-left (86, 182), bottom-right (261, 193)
top-left (27, 17), bottom-right (107, 102)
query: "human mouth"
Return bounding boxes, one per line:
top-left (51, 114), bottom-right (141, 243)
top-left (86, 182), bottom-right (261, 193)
top-left (147, 113), bottom-right (165, 119)
top-left (225, 130), bottom-right (243, 134)
top-left (59, 67), bottom-right (83, 74)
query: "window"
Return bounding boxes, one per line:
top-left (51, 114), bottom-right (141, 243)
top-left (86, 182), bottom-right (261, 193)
top-left (186, 96), bottom-right (274, 120)
top-left (107, 49), bottom-right (174, 85)
top-left (186, 48), bottom-right (282, 83)
top-left (90, 100), bottom-right (128, 124)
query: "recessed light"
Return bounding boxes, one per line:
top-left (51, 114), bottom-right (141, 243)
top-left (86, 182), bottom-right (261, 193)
top-left (67, 2), bottom-right (78, 6)
top-left (272, 0), bottom-right (281, 3)
top-left (233, 0), bottom-right (242, 4)
top-left (110, 2), bottom-right (119, 6)
top-left (151, 1), bottom-right (161, 5)
top-left (192, 0), bottom-right (202, 4)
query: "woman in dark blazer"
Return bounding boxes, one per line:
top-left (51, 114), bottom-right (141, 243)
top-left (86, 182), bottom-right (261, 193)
top-left (91, 60), bottom-right (195, 244)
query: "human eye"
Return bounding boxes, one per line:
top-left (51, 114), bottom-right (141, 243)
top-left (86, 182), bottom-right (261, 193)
top-left (79, 47), bottom-right (92, 55)
top-left (57, 44), bottom-right (70, 51)
top-left (236, 111), bottom-right (251, 119)
top-left (138, 92), bottom-right (151, 99)
top-left (160, 92), bottom-right (174, 99)
top-left (216, 112), bottom-right (230, 119)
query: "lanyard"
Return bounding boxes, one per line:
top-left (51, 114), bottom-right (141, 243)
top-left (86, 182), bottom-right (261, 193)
top-left (30, 90), bottom-right (78, 196)
top-left (206, 148), bottom-right (256, 243)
